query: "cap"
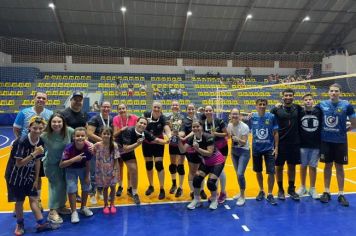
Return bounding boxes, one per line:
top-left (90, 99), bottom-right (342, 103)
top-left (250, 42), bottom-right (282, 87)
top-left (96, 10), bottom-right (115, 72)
top-left (71, 91), bottom-right (84, 99)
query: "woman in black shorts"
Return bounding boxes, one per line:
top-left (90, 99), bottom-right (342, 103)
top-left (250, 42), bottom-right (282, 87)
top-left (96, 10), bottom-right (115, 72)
top-left (117, 117), bottom-right (167, 204)
top-left (142, 101), bottom-right (171, 200)
top-left (178, 119), bottom-right (226, 210)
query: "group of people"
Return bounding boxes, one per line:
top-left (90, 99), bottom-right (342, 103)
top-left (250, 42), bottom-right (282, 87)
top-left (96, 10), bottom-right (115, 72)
top-left (4, 83), bottom-right (356, 235)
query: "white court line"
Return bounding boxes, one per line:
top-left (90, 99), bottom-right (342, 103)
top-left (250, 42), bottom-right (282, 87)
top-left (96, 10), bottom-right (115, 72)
top-left (349, 148), bottom-right (356, 152)
top-left (224, 204), bottom-right (231, 210)
top-left (344, 167), bottom-right (356, 171)
top-left (0, 154), bottom-right (9, 159)
top-left (0, 135), bottom-right (10, 147)
top-left (317, 168), bottom-right (356, 184)
top-left (232, 214), bottom-right (239, 220)
top-left (242, 225), bottom-right (250, 232)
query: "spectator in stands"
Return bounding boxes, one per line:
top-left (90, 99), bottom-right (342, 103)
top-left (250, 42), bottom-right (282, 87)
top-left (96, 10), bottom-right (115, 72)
top-left (59, 91), bottom-right (89, 203)
top-left (128, 88), bottom-right (134, 97)
top-left (140, 84), bottom-right (147, 92)
top-left (244, 67), bottom-right (252, 78)
top-left (177, 88), bottom-right (183, 99)
top-left (86, 101), bottom-right (113, 205)
top-left (91, 101), bottom-right (100, 112)
top-left (13, 91), bottom-right (53, 211)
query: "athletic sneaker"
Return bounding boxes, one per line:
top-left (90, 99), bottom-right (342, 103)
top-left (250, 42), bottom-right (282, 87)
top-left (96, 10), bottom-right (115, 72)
top-left (103, 206), bottom-right (110, 215)
top-left (200, 190), bottom-right (208, 200)
top-left (218, 192), bottom-right (227, 204)
top-left (308, 188), bottom-right (320, 199)
top-left (288, 190), bottom-right (300, 201)
top-left (236, 197), bottom-right (246, 206)
top-left (36, 221), bottom-right (60, 232)
top-left (175, 187), bottom-right (183, 198)
top-left (127, 187), bottom-right (133, 197)
top-left (296, 186), bottom-right (307, 196)
top-left (338, 195), bottom-right (349, 207)
top-left (266, 194), bottom-right (277, 205)
top-left (320, 192), bottom-right (331, 203)
top-left (233, 194), bottom-right (240, 200)
top-left (133, 194), bottom-right (141, 205)
top-left (145, 186), bottom-right (154, 196)
top-left (187, 199), bottom-right (202, 210)
top-left (116, 186), bottom-right (123, 197)
top-left (47, 210), bottom-right (63, 224)
top-left (158, 189), bottom-right (165, 200)
top-left (110, 205), bottom-right (117, 214)
top-left (71, 211), bottom-right (80, 224)
top-left (169, 185), bottom-right (177, 194)
top-left (14, 223), bottom-right (24, 236)
top-left (256, 191), bottom-right (265, 201)
top-left (209, 199), bottom-right (218, 210)
top-left (80, 206), bottom-right (93, 217)
top-left (90, 195), bottom-right (97, 205)
top-left (278, 190), bottom-right (286, 200)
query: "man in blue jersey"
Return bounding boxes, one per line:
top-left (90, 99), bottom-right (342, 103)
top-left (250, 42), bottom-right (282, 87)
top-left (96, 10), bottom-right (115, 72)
top-left (317, 83), bottom-right (356, 206)
top-left (251, 99), bottom-right (279, 205)
top-left (13, 91), bottom-right (53, 139)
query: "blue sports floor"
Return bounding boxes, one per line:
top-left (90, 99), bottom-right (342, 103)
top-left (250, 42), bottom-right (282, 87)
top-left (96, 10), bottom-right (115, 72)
top-left (0, 194), bottom-right (356, 236)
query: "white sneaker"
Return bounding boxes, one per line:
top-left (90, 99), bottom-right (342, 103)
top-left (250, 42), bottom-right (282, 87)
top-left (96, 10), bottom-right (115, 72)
top-left (90, 196), bottom-right (97, 205)
top-left (236, 197), bottom-right (246, 206)
top-left (233, 194), bottom-right (240, 200)
top-left (296, 186), bottom-right (307, 196)
top-left (309, 188), bottom-right (320, 199)
top-left (187, 199), bottom-right (201, 210)
top-left (209, 199), bottom-right (218, 210)
top-left (80, 206), bottom-right (93, 217)
top-left (71, 211), bottom-right (80, 224)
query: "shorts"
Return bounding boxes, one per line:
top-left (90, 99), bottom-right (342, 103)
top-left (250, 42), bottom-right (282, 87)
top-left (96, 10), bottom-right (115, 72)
top-left (300, 148), bottom-right (320, 167)
top-left (142, 142), bottom-right (164, 158)
top-left (169, 145), bottom-right (185, 155)
top-left (121, 153), bottom-right (136, 162)
top-left (275, 144), bottom-right (301, 166)
top-left (186, 153), bottom-right (201, 164)
top-left (320, 142), bottom-right (348, 165)
top-left (65, 168), bottom-right (91, 194)
top-left (198, 162), bottom-right (225, 177)
top-left (253, 150), bottom-right (276, 174)
top-left (7, 182), bottom-right (38, 202)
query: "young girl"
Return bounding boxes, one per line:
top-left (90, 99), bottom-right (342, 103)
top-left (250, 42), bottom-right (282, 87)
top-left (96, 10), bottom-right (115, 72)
top-left (94, 127), bottom-right (120, 214)
top-left (59, 127), bottom-right (93, 224)
top-left (5, 116), bottom-right (59, 235)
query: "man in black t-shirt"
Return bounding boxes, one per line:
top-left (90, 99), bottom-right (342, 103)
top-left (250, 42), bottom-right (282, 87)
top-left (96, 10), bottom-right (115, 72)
top-left (271, 88), bottom-right (303, 201)
top-left (60, 92), bottom-right (88, 129)
top-left (296, 94), bottom-right (322, 199)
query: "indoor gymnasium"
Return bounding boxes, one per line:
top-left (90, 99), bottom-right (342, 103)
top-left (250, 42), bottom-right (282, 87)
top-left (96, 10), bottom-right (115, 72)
top-left (0, 0), bottom-right (356, 235)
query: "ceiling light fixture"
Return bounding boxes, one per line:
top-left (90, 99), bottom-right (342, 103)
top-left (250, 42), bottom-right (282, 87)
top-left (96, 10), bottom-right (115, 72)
top-left (121, 6), bottom-right (127, 13)
top-left (48, 3), bottom-right (55, 9)
top-left (187, 11), bottom-right (192, 16)
top-left (302, 16), bottom-right (310, 22)
top-left (246, 14), bottom-right (253, 20)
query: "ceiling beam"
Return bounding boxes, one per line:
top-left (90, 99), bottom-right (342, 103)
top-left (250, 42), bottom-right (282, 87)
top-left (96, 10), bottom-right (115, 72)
top-left (230, 0), bottom-right (257, 52)
top-left (179, 0), bottom-right (193, 51)
top-left (50, 0), bottom-right (66, 43)
top-left (308, 0), bottom-right (356, 51)
top-left (278, 1), bottom-right (319, 52)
